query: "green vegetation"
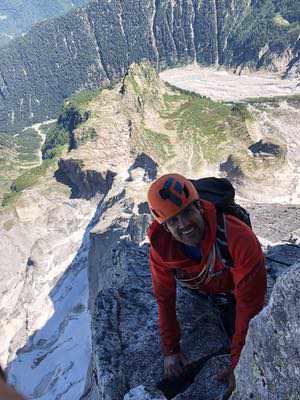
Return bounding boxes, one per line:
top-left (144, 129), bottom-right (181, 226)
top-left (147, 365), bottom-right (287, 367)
top-left (1, 159), bottom-right (55, 208)
top-left (64, 88), bottom-right (103, 112)
top-left (74, 127), bottom-right (98, 146)
top-left (0, 0), bottom-right (89, 48)
top-left (41, 123), bottom-right (69, 159)
top-left (0, 129), bottom-right (41, 163)
top-left (161, 91), bottom-right (252, 163)
top-left (1, 191), bottom-right (22, 208)
top-left (0, 85), bottom-right (103, 208)
top-left (140, 128), bottom-right (174, 162)
top-left (127, 75), bottom-right (141, 95)
top-left (16, 129), bottom-right (41, 162)
top-left (246, 94), bottom-right (300, 106)
top-left (228, 0), bottom-right (299, 66)
top-left (0, 128), bottom-right (43, 206)
top-left (0, 125), bottom-right (63, 208)
top-left (41, 88), bottom-right (103, 159)
top-left (10, 159), bottom-right (53, 192)
top-left (124, 63), bottom-right (162, 103)
top-left (133, 74), bottom-right (254, 170)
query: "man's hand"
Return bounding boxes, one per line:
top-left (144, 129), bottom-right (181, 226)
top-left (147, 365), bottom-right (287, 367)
top-left (164, 353), bottom-right (188, 378)
top-left (0, 377), bottom-right (26, 399)
top-left (214, 367), bottom-right (236, 400)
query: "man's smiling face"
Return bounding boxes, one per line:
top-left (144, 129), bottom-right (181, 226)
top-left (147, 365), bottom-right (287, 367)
top-left (164, 201), bottom-right (205, 246)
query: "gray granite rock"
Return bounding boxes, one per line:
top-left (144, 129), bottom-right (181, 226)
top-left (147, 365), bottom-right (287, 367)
top-left (85, 238), bottom-right (231, 400)
top-left (84, 174), bottom-right (300, 400)
top-left (123, 385), bottom-right (166, 400)
top-left (231, 262), bottom-right (300, 400)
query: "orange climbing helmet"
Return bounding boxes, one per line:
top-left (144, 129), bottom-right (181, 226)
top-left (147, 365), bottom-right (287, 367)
top-left (147, 173), bottom-right (199, 223)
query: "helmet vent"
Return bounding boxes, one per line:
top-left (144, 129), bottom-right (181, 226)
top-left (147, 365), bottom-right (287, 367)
top-left (174, 181), bottom-right (183, 194)
top-left (159, 178), bottom-right (183, 207)
top-left (183, 185), bottom-right (190, 199)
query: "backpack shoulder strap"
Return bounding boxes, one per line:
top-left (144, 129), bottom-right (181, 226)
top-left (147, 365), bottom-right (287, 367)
top-left (216, 213), bottom-right (234, 268)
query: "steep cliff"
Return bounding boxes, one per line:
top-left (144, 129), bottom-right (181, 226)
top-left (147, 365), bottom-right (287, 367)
top-left (0, 0), bottom-right (298, 132)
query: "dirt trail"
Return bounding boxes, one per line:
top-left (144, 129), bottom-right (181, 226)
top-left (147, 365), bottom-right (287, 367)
top-left (31, 120), bottom-right (56, 165)
top-left (160, 64), bottom-right (300, 101)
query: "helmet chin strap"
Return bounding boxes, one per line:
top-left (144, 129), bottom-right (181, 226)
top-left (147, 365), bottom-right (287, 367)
top-left (162, 223), bottom-right (170, 233)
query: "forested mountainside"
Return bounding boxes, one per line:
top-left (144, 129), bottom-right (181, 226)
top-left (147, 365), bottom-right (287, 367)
top-left (0, 0), bottom-right (299, 133)
top-left (0, 0), bottom-right (89, 47)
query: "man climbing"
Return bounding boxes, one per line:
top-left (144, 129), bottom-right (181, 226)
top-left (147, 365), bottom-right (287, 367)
top-left (147, 173), bottom-right (267, 399)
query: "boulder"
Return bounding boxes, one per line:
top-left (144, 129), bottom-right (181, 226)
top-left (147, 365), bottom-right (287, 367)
top-left (232, 262), bottom-right (300, 399)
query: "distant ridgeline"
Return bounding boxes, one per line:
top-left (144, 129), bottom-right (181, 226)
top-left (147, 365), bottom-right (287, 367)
top-left (0, 0), bottom-right (298, 133)
top-left (0, 0), bottom-right (89, 47)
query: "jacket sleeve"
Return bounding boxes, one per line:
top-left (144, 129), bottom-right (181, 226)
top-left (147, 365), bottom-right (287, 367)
top-left (228, 223), bottom-right (267, 369)
top-left (149, 245), bottom-right (181, 355)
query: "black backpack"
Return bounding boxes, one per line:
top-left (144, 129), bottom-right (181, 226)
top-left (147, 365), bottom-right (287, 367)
top-left (190, 177), bottom-right (251, 269)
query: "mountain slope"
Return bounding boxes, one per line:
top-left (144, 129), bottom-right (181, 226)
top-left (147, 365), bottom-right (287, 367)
top-left (2, 62), bottom-right (299, 208)
top-left (0, 0), bottom-right (89, 47)
top-left (0, 0), bottom-right (298, 133)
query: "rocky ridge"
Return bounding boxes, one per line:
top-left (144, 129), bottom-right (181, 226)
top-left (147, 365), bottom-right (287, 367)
top-left (53, 63), bottom-right (300, 205)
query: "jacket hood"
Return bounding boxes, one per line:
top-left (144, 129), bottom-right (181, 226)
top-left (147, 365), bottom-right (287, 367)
top-left (147, 199), bottom-right (217, 267)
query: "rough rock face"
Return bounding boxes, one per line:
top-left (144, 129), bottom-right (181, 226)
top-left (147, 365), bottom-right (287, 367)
top-left (248, 140), bottom-right (282, 157)
top-left (0, 0), bottom-right (298, 132)
top-left (0, 178), bottom-right (99, 398)
top-left (1, 139), bottom-right (300, 400)
top-left (82, 164), bottom-right (300, 399)
top-left (231, 263), bottom-right (300, 400)
top-left (220, 155), bottom-right (244, 183)
top-left (82, 163), bottom-right (235, 399)
top-left (55, 159), bottom-right (116, 199)
top-left (285, 57), bottom-right (300, 79)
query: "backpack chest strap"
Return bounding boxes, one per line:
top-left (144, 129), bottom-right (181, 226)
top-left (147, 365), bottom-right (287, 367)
top-left (216, 213), bottom-right (234, 268)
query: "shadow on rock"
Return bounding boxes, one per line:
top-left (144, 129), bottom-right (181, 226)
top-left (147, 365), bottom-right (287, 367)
top-left (54, 159), bottom-right (116, 200)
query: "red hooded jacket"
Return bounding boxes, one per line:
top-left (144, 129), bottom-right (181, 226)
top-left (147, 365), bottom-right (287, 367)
top-left (148, 199), bottom-right (267, 369)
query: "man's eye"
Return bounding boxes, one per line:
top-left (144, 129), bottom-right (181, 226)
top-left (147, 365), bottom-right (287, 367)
top-left (168, 216), bottom-right (178, 225)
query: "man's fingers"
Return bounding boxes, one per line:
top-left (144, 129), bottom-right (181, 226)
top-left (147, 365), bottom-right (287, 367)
top-left (166, 364), bottom-right (184, 379)
top-left (164, 353), bottom-right (188, 380)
